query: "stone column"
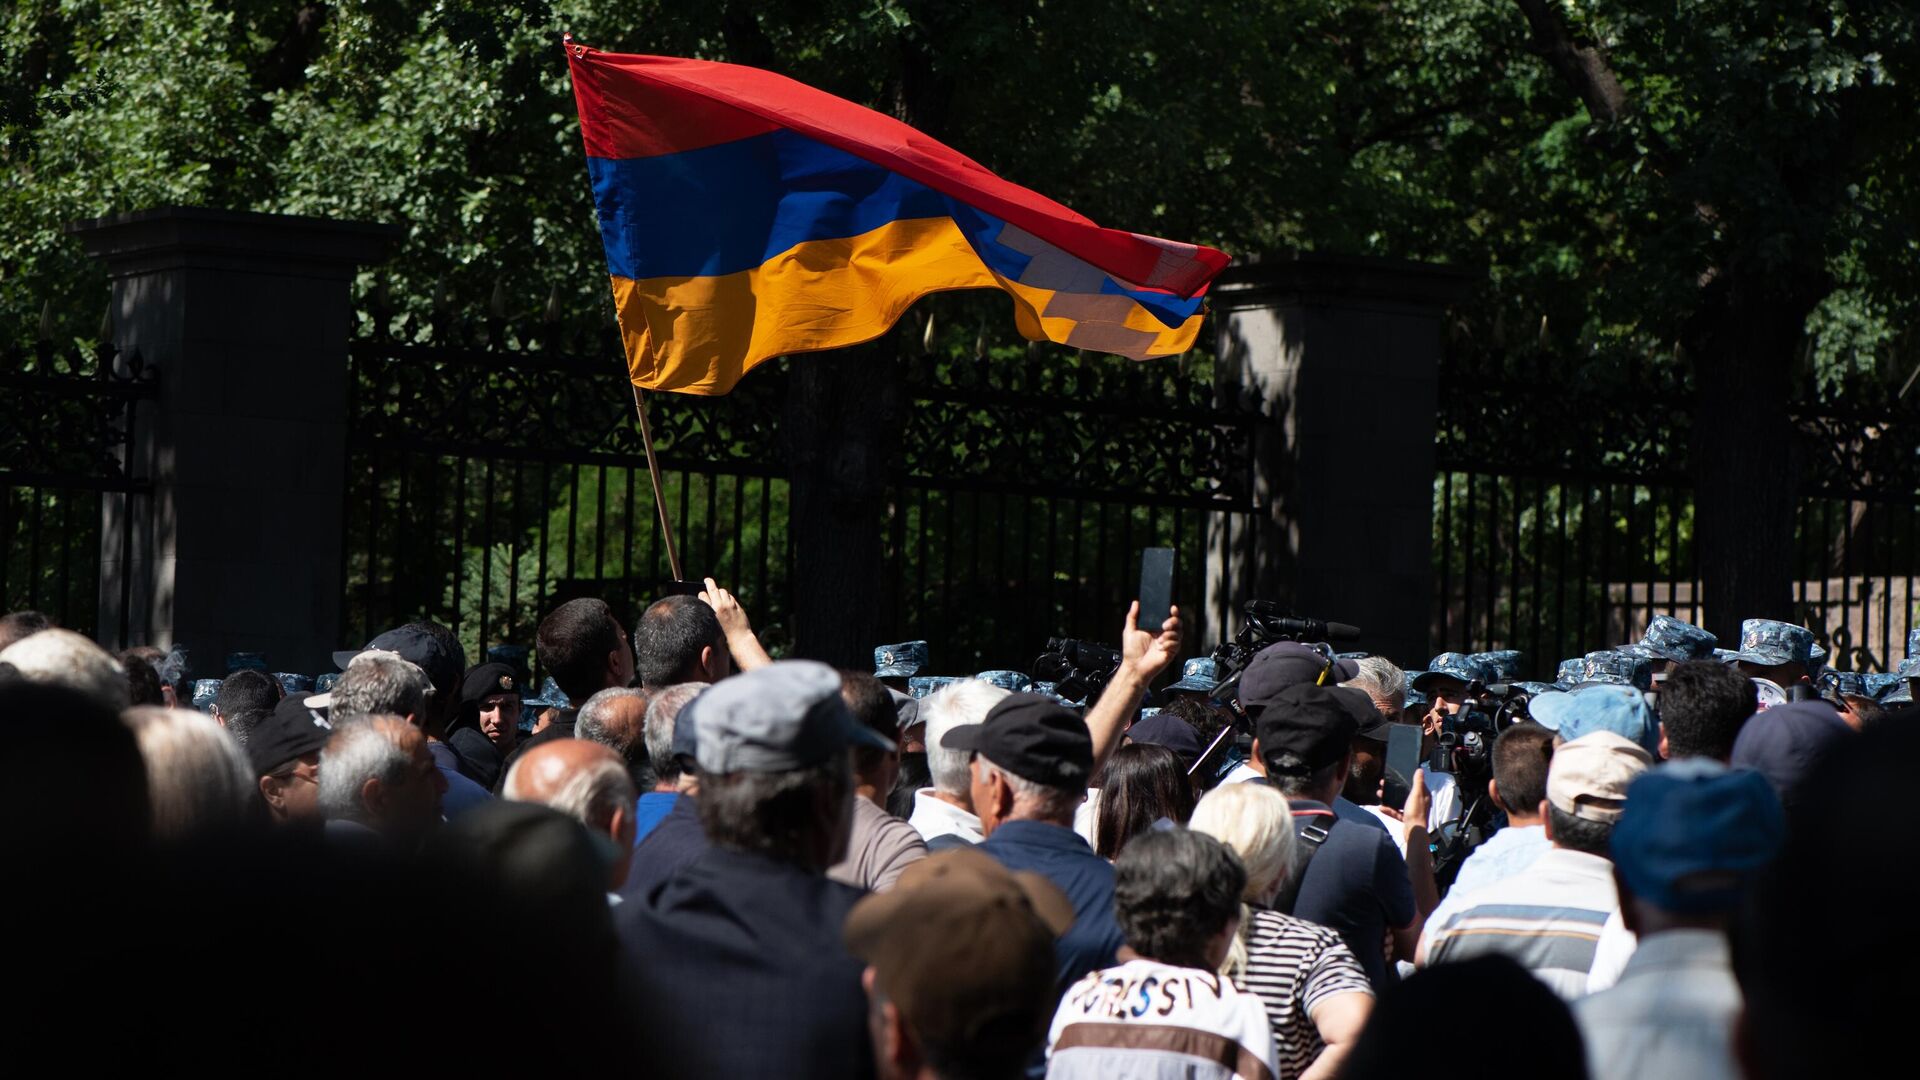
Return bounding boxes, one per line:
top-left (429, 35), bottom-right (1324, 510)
top-left (72, 207), bottom-right (398, 675)
top-left (1209, 254), bottom-right (1474, 666)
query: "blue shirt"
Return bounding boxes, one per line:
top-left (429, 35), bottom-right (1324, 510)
top-left (979, 819), bottom-right (1125, 992)
top-left (426, 740), bottom-right (491, 821)
top-left (614, 848), bottom-right (873, 1080)
top-left (619, 794), bottom-right (708, 903)
top-left (1287, 799), bottom-right (1417, 990)
top-left (632, 791), bottom-right (680, 846)
top-left (1428, 823), bottom-right (1550, 934)
top-left (1334, 794), bottom-right (1393, 834)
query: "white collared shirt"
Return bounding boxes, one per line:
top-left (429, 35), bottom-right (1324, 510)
top-left (908, 787), bottom-right (984, 846)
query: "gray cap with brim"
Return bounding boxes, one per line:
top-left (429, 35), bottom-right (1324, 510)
top-left (693, 660), bottom-right (894, 774)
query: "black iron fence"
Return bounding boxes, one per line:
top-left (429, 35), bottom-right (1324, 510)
top-left (0, 328), bottom-right (156, 640)
top-left (344, 306), bottom-right (1259, 674)
top-left (1432, 346), bottom-right (1920, 675)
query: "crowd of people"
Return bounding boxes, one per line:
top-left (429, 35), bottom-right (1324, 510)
top-left (0, 589), bottom-right (1906, 1078)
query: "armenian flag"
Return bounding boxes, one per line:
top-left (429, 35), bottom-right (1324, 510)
top-left (564, 38), bottom-right (1231, 396)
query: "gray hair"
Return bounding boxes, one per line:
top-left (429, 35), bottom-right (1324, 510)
top-left (978, 754), bottom-right (1083, 824)
top-left (644, 682), bottom-right (709, 783)
top-left (317, 715), bottom-right (414, 823)
top-left (1346, 656), bottom-right (1407, 708)
top-left (329, 651), bottom-right (431, 726)
top-left (122, 706), bottom-right (256, 837)
top-left (0, 629), bottom-right (129, 710)
top-left (507, 753), bottom-right (637, 833)
top-left (923, 680), bottom-right (1010, 796)
top-left (577, 686), bottom-right (649, 754)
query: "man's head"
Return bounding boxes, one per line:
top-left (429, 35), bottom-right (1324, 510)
top-left (1113, 827), bottom-right (1246, 971)
top-left (846, 849), bottom-right (1072, 1080)
top-left (1411, 652), bottom-right (1495, 716)
top-left (328, 650), bottom-right (432, 728)
top-left (1530, 683), bottom-right (1662, 757)
top-left (1610, 759), bottom-right (1783, 938)
top-left (942, 692), bottom-right (1094, 835)
top-left (502, 738), bottom-right (639, 890)
top-left (221, 704), bottom-right (272, 748)
top-left (249, 695), bottom-right (335, 825)
top-left (1725, 618), bottom-right (1816, 686)
top-left (119, 651), bottom-right (167, 707)
top-left (0, 609), bottom-right (52, 651)
top-left (576, 686), bottom-right (652, 787)
top-left (455, 662), bottom-right (525, 755)
top-left (536, 598), bottom-right (632, 704)
top-left (1332, 683), bottom-right (1395, 804)
top-left (121, 707), bottom-right (257, 839)
top-left (1488, 721), bottom-right (1555, 824)
top-left (1252, 683), bottom-right (1366, 802)
top-left (211, 668), bottom-right (280, 726)
top-left (642, 682), bottom-right (708, 793)
top-left (1659, 660), bottom-right (1759, 760)
top-left (317, 715), bottom-right (446, 844)
top-left (1543, 731), bottom-right (1653, 857)
top-left (1729, 700), bottom-right (1853, 814)
top-left (921, 680), bottom-right (1010, 808)
top-left (1345, 655), bottom-right (1409, 724)
top-left (332, 623), bottom-right (465, 733)
top-left (839, 669), bottom-right (902, 796)
top-left (633, 595), bottom-right (726, 689)
top-left (1238, 642), bottom-right (1360, 712)
top-left (0, 628), bottom-right (129, 709)
top-left (0, 681), bottom-right (150, 873)
top-left (692, 661), bottom-right (891, 871)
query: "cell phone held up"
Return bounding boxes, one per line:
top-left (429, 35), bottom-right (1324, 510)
top-left (1137, 547), bottom-right (1175, 634)
top-left (1381, 723), bottom-right (1424, 810)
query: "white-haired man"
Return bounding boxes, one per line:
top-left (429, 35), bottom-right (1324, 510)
top-left (0, 628), bottom-right (128, 709)
top-left (318, 714), bottom-right (446, 849)
top-left (909, 679), bottom-right (1009, 849)
top-left (503, 737), bottom-right (639, 894)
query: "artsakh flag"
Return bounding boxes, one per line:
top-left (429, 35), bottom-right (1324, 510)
top-left (564, 37), bottom-right (1231, 396)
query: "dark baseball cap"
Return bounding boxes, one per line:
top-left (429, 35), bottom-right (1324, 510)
top-left (1239, 643), bottom-right (1359, 718)
top-left (941, 692), bottom-right (1094, 789)
top-left (334, 626), bottom-right (462, 695)
top-left (1338, 686), bottom-right (1394, 741)
top-left (845, 848), bottom-right (1072, 1058)
top-left (248, 694), bottom-right (335, 777)
top-left (1254, 683), bottom-right (1359, 776)
top-left (1126, 712), bottom-right (1204, 767)
top-left (1610, 760), bottom-right (1785, 914)
top-left (1730, 700), bottom-right (1853, 811)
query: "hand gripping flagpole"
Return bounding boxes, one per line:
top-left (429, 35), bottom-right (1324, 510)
top-left (630, 384), bottom-right (686, 582)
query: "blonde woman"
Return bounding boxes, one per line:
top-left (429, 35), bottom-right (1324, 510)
top-left (1191, 783), bottom-right (1375, 1080)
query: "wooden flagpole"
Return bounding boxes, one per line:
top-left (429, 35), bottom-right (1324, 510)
top-left (630, 384), bottom-right (685, 582)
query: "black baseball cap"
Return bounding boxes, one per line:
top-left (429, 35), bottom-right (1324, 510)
top-left (1239, 642), bottom-right (1359, 718)
top-left (1254, 683), bottom-right (1359, 776)
top-left (334, 626), bottom-right (462, 695)
top-left (941, 692), bottom-right (1094, 789)
top-left (248, 694), bottom-right (335, 777)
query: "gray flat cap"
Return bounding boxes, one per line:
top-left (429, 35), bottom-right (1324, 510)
top-left (693, 660), bottom-right (894, 774)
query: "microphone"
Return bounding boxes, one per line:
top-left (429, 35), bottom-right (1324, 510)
top-left (1242, 602), bottom-right (1361, 641)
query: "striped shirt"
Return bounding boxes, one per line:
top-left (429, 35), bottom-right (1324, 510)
top-left (1234, 910), bottom-right (1375, 1080)
top-left (1047, 959), bottom-right (1278, 1080)
top-left (1420, 847), bottom-right (1619, 999)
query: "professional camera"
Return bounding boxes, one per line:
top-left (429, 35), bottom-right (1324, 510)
top-left (1209, 600), bottom-right (1361, 696)
top-left (1032, 637), bottom-right (1124, 703)
top-left (1427, 680), bottom-right (1535, 887)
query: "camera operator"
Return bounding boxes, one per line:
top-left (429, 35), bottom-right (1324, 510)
top-left (1232, 644), bottom-right (1395, 839)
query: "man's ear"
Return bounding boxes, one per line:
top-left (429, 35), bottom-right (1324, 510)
top-left (1487, 777), bottom-right (1509, 816)
top-left (258, 774), bottom-right (285, 812)
top-left (361, 776), bottom-right (388, 819)
top-left (612, 804), bottom-right (636, 848)
top-left (1538, 800), bottom-right (1554, 841)
top-left (1658, 722), bottom-right (1671, 759)
top-left (699, 644), bottom-right (717, 679)
top-left (881, 999), bottom-right (915, 1073)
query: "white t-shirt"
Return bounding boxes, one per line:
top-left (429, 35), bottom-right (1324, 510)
top-left (1048, 958), bottom-right (1279, 1080)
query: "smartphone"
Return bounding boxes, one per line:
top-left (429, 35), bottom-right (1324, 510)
top-left (1138, 547), bottom-right (1175, 634)
top-left (1382, 723), bottom-right (1423, 809)
top-left (658, 579), bottom-right (707, 599)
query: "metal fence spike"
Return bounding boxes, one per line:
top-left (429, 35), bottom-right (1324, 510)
top-left (490, 279), bottom-right (508, 319)
top-left (39, 299), bottom-right (55, 343)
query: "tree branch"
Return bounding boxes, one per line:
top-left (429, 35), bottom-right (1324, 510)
top-left (1510, 0), bottom-right (1628, 123)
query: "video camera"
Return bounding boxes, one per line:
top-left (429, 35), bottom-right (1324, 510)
top-left (1428, 679), bottom-right (1532, 779)
top-left (1032, 637), bottom-right (1124, 703)
top-left (1209, 600), bottom-right (1361, 699)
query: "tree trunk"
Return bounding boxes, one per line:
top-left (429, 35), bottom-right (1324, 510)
top-left (1686, 270), bottom-right (1820, 642)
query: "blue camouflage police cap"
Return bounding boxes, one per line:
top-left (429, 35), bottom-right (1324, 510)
top-left (1908, 628), bottom-right (1920, 660)
top-left (1578, 649), bottom-right (1653, 692)
top-left (1412, 653), bottom-right (1496, 694)
top-left (1555, 658), bottom-right (1585, 688)
top-left (273, 672), bottom-right (313, 697)
top-left (1471, 650), bottom-right (1526, 682)
top-left (908, 675), bottom-right (964, 700)
top-left (975, 670), bottom-right (1034, 693)
top-left (1402, 672), bottom-right (1429, 710)
top-left (1167, 656), bottom-right (1222, 694)
top-left (523, 676), bottom-right (568, 708)
top-left (1807, 642), bottom-right (1827, 678)
top-left (191, 678), bottom-right (222, 713)
top-left (1514, 681), bottom-right (1560, 696)
top-left (227, 651), bottom-right (268, 674)
top-left (1722, 619), bottom-right (1815, 669)
top-left (1863, 672), bottom-right (1904, 701)
top-left (1818, 671), bottom-right (1868, 701)
top-left (874, 641), bottom-right (929, 680)
top-left (1637, 615), bottom-right (1718, 664)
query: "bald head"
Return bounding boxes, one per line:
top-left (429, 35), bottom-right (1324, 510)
top-left (502, 737), bottom-right (638, 889)
top-left (576, 687), bottom-right (652, 786)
